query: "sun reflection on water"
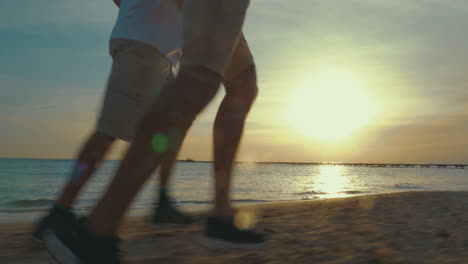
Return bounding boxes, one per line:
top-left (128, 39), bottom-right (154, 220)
top-left (315, 165), bottom-right (350, 198)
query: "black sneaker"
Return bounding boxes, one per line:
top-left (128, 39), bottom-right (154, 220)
top-left (151, 204), bottom-right (194, 227)
top-left (31, 205), bottom-right (77, 243)
top-left (195, 216), bottom-right (266, 250)
top-left (44, 218), bottom-right (121, 264)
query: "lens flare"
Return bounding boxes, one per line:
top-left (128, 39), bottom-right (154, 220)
top-left (234, 210), bottom-right (256, 230)
top-left (151, 133), bottom-right (169, 153)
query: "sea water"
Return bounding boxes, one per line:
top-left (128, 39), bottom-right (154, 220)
top-left (1, 158), bottom-right (468, 222)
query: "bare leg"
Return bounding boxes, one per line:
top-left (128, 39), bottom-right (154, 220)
top-left (213, 66), bottom-right (258, 219)
top-left (156, 151), bottom-right (178, 206)
top-left (153, 73), bottom-right (180, 199)
top-left (56, 131), bottom-right (115, 207)
top-left (159, 152), bottom-right (178, 189)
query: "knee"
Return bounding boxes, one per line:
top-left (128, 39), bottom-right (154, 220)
top-left (136, 65), bottom-right (223, 140)
top-left (93, 131), bottom-right (116, 144)
top-left (177, 65), bottom-right (223, 112)
top-left (225, 66), bottom-right (258, 108)
top-left (241, 75), bottom-right (258, 106)
top-left (78, 131), bottom-right (115, 165)
top-left (136, 109), bottom-right (188, 154)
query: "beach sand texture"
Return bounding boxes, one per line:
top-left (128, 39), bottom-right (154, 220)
top-left (2, 191), bottom-right (468, 264)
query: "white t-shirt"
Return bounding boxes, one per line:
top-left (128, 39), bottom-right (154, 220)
top-left (110, 0), bottom-right (182, 64)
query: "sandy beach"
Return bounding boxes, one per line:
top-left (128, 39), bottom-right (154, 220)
top-left (2, 191), bottom-right (468, 263)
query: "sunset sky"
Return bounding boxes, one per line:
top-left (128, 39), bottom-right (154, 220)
top-left (1, 0), bottom-right (468, 163)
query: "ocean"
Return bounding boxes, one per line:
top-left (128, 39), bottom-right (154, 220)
top-left (1, 158), bottom-right (468, 223)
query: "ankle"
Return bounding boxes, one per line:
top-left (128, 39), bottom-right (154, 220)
top-left (158, 199), bottom-right (171, 208)
top-left (158, 189), bottom-right (171, 207)
top-left (212, 206), bottom-right (236, 221)
top-left (52, 203), bottom-right (73, 214)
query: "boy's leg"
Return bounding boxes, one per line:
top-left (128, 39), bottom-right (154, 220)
top-left (32, 131), bottom-right (115, 241)
top-left (34, 39), bottom-right (172, 242)
top-left (44, 39), bottom-right (178, 263)
top-left (55, 39), bottom-right (172, 208)
top-left (55, 132), bottom-right (115, 208)
top-left (86, 0), bottom-right (251, 237)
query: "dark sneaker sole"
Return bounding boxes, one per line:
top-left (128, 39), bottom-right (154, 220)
top-left (193, 235), bottom-right (266, 251)
top-left (43, 230), bottom-right (80, 264)
top-left (29, 234), bottom-right (45, 244)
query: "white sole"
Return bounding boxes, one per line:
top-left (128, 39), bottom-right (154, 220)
top-left (193, 234), bottom-right (266, 251)
top-left (43, 230), bottom-right (80, 264)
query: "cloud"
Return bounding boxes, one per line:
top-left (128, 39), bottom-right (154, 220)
top-left (0, 1), bottom-right (117, 29)
top-left (0, 73), bottom-right (102, 115)
top-left (355, 112), bottom-right (468, 163)
top-left (3, 0), bottom-right (468, 162)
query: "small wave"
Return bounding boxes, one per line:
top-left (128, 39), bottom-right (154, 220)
top-left (233, 199), bottom-right (269, 203)
top-left (340, 190), bottom-right (366, 194)
top-left (5, 199), bottom-right (54, 208)
top-left (0, 207), bottom-right (49, 213)
top-left (301, 196), bottom-right (320, 200)
top-left (177, 200), bottom-right (211, 205)
top-left (177, 199), bottom-right (268, 205)
top-left (295, 191), bottom-right (327, 195)
top-left (392, 183), bottom-right (423, 190)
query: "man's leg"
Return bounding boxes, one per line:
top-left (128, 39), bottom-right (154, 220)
top-left (212, 34), bottom-right (258, 220)
top-left (154, 66), bottom-right (257, 224)
top-left (213, 66), bottom-right (258, 220)
top-left (86, 0), bottom-right (250, 236)
top-left (193, 35), bottom-right (264, 250)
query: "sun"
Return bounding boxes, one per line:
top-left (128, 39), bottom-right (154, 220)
top-left (286, 67), bottom-right (378, 141)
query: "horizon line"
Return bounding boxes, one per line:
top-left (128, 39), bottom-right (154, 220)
top-left (0, 157), bottom-right (467, 166)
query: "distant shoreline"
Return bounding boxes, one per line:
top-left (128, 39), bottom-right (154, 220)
top-left (1, 158), bottom-right (467, 169)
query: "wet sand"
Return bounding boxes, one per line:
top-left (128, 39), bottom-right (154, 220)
top-left (2, 191), bottom-right (468, 264)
